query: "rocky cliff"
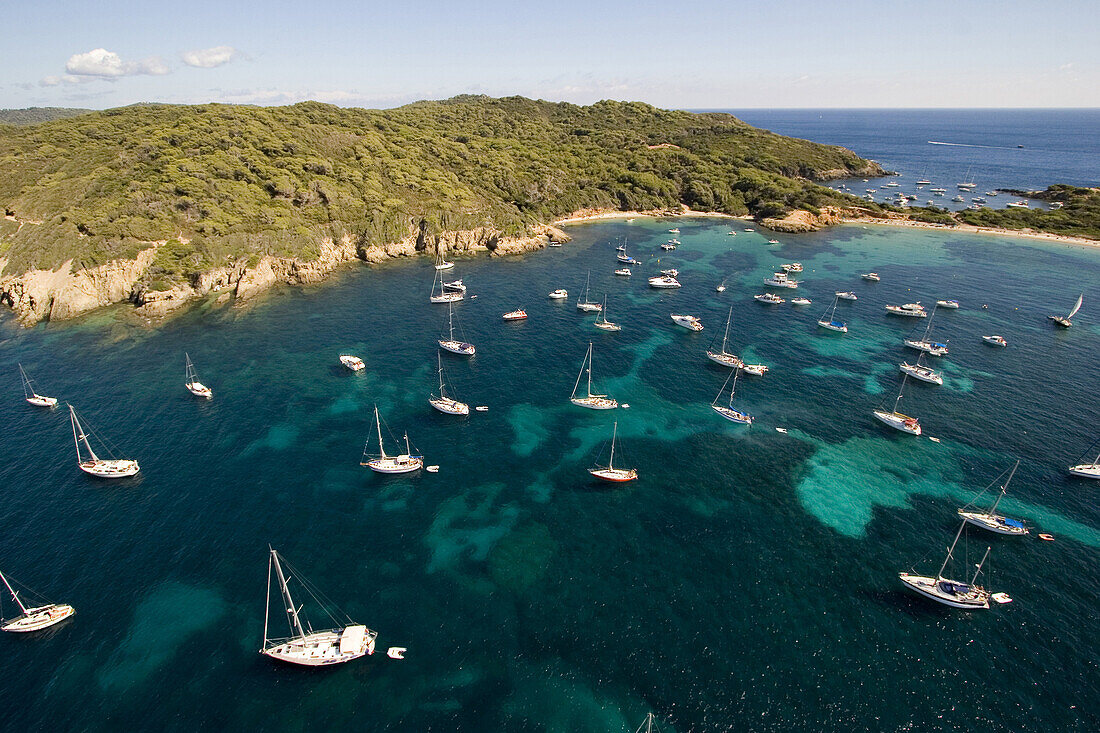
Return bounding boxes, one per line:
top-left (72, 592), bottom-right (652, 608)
top-left (759, 207), bottom-right (846, 233)
top-left (0, 223), bottom-right (569, 325)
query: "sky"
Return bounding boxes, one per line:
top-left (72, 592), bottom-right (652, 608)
top-left (2, 0), bottom-right (1097, 110)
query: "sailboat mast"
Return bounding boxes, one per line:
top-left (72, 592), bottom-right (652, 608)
top-left (375, 406), bottom-right (386, 459)
top-left (586, 343), bottom-right (594, 397)
top-left (970, 546), bottom-right (992, 586)
top-left (722, 307), bottom-right (732, 352)
top-left (70, 406), bottom-right (99, 463)
top-left (270, 550), bottom-right (306, 639)
top-left (0, 569), bottom-right (29, 615)
top-left (729, 370), bottom-right (739, 408)
top-left (938, 522), bottom-right (966, 580)
top-left (571, 346), bottom-right (587, 400)
top-left (262, 550), bottom-right (273, 647)
top-left (988, 461), bottom-right (1019, 515)
top-left (608, 422), bottom-right (617, 469)
top-left (19, 364), bottom-right (31, 399)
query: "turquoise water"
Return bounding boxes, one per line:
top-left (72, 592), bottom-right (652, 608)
top-left (2, 219), bottom-right (1098, 731)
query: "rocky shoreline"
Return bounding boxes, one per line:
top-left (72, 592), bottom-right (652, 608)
top-left (0, 222), bottom-right (570, 327)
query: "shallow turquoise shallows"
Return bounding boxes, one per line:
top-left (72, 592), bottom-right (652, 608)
top-left (1, 219), bottom-right (1098, 732)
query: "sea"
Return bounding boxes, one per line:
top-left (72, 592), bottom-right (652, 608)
top-left (1, 110), bottom-right (1098, 732)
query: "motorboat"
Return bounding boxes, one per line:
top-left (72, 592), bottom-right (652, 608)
top-left (502, 309), bottom-right (527, 321)
top-left (754, 293), bottom-right (784, 304)
top-left (648, 275), bottom-right (681, 289)
top-left (443, 279), bottom-right (467, 293)
top-left (791, 297), bottom-right (812, 306)
top-left (885, 302), bottom-right (927, 317)
top-left (614, 268), bottom-right (632, 277)
top-left (548, 289), bottom-right (568, 299)
top-left (339, 355), bottom-right (365, 371)
top-left (670, 314), bottom-right (703, 332)
top-left (982, 335), bottom-right (1007, 347)
top-left (861, 272), bottom-right (880, 281)
top-left (936, 299), bottom-right (959, 309)
top-left (660, 243), bottom-right (677, 251)
top-left (1006, 201), bottom-right (1029, 208)
top-left (781, 262), bottom-right (803, 273)
top-left (740, 364), bottom-right (768, 376)
top-left (660, 268), bottom-right (679, 277)
top-left (835, 291), bottom-right (857, 301)
top-left (763, 271), bottom-right (798, 289)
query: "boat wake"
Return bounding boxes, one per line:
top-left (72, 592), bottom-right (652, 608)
top-left (927, 141), bottom-right (1024, 151)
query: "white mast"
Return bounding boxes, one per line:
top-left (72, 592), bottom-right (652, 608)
top-left (374, 406), bottom-right (386, 459)
top-left (262, 550), bottom-right (272, 649)
top-left (728, 370), bottom-right (740, 408)
top-left (0, 569), bottom-right (29, 616)
top-left (970, 546), bottom-right (992, 586)
top-left (987, 461), bottom-right (1019, 515)
top-left (571, 344), bottom-right (590, 400)
top-left (586, 344), bottom-right (594, 397)
top-left (18, 364), bottom-right (32, 399)
top-left (270, 549), bottom-right (305, 639)
top-left (608, 422), bottom-right (618, 470)
top-left (892, 375), bottom-right (909, 414)
top-left (937, 522), bottom-right (967, 580)
top-left (721, 307), bottom-right (732, 353)
top-left (69, 406), bottom-right (99, 463)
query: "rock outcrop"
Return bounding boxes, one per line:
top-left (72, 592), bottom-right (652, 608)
top-left (759, 207), bottom-right (845, 233)
top-left (1, 222), bottom-right (570, 326)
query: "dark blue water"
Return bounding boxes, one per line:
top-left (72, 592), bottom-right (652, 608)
top-left (717, 109), bottom-right (1100, 211)
top-left (1, 217), bottom-right (1098, 731)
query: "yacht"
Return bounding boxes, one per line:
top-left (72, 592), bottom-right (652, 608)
top-left (438, 303), bottom-right (475, 355)
top-left (614, 268), bottom-right (632, 277)
top-left (958, 462), bottom-right (1028, 536)
top-left (781, 262), bottom-right (803, 273)
top-left (670, 314), bottom-right (703, 332)
top-left (706, 308), bottom-right (742, 368)
top-left (791, 297), bottom-right (812, 306)
top-left (929, 188), bottom-right (947, 194)
top-left (502, 309), bottom-right (527, 321)
top-left (899, 353), bottom-right (943, 385)
top-left (899, 522), bottom-right (999, 610)
top-left (593, 296), bottom-right (621, 332)
top-left (816, 294), bottom-right (847, 333)
top-left (361, 406), bottom-right (423, 474)
top-left (916, 179), bottom-right (932, 186)
top-left (861, 272), bottom-right (880, 282)
top-left (763, 271), bottom-right (798, 289)
top-left (443, 279), bottom-right (467, 293)
top-left (668, 228), bottom-right (680, 234)
top-left (872, 376), bottom-right (921, 435)
top-left (936, 299), bottom-right (960, 309)
top-left (576, 272), bottom-right (602, 311)
top-left (835, 291), bottom-right (857, 301)
top-left (1006, 201), bottom-right (1029, 208)
top-left (740, 364), bottom-right (769, 376)
top-left (660, 268), bottom-right (679, 277)
top-left (569, 343), bottom-right (618, 410)
top-left (588, 422), bottom-right (637, 483)
top-left (885, 302), bottom-right (927, 318)
top-left (548, 289), bottom-right (568, 300)
top-left (428, 354), bottom-right (469, 416)
top-left (711, 370), bottom-right (753, 424)
top-left (69, 406), bottom-right (140, 478)
top-left (754, 293), bottom-right (784, 304)
top-left (0, 568), bottom-right (75, 633)
top-left (18, 364), bottom-right (57, 408)
top-left (660, 242), bottom-right (677, 251)
top-left (648, 275), bottom-right (681, 289)
top-left (1068, 441), bottom-right (1100, 479)
top-left (982, 335), bottom-right (1007, 347)
top-left (339, 355), bottom-right (365, 371)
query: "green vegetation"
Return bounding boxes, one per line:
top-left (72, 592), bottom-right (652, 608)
top-left (0, 96), bottom-right (887, 283)
top-left (0, 107), bottom-right (92, 126)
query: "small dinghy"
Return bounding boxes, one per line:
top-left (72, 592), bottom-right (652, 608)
top-left (475, 406), bottom-right (489, 412)
top-left (425, 466), bottom-right (439, 473)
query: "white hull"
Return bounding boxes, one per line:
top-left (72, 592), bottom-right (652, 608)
top-left (670, 314), bottom-right (703, 331)
top-left (899, 364), bottom-right (943, 385)
top-left (957, 510), bottom-right (1028, 535)
top-left (365, 455), bottom-right (423, 474)
top-left (1, 603), bottom-right (75, 632)
top-left (262, 626), bottom-right (376, 666)
top-left (873, 410), bottom-right (921, 435)
top-left (443, 280), bottom-right (466, 293)
top-left (754, 295), bottom-right (783, 304)
top-left (594, 321), bottom-right (621, 331)
top-left (886, 307), bottom-right (927, 317)
top-left (904, 339), bottom-right (948, 356)
top-left (741, 365), bottom-right (768, 376)
top-left (648, 277), bottom-right (681, 289)
top-left (936, 300), bottom-right (960, 309)
top-left (430, 293), bottom-right (464, 303)
top-left (835, 292), bottom-right (857, 301)
top-left (588, 467), bottom-right (638, 482)
top-left (712, 404), bottom-right (752, 424)
top-left (899, 573), bottom-right (989, 610)
top-left (570, 396), bottom-right (618, 410)
top-left (434, 262), bottom-right (454, 270)
top-left (817, 320), bottom-right (847, 333)
top-left (706, 350), bottom-right (741, 368)
top-left (26, 395), bottom-right (58, 407)
top-left (429, 397), bottom-right (469, 415)
top-left (982, 336), bottom-right (1007, 347)
top-left (339, 355), bottom-right (365, 371)
top-left (186, 381), bottom-right (213, 398)
top-left (577, 303), bottom-right (602, 312)
top-left (439, 340), bottom-right (475, 356)
top-left (548, 290), bottom-right (568, 299)
top-left (764, 278), bottom-right (798, 288)
top-left (79, 459), bottom-right (140, 478)
top-left (1068, 463), bottom-right (1100, 479)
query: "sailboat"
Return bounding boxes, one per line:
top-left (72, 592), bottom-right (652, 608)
top-left (616, 239), bottom-right (638, 265)
top-left (1068, 439), bottom-right (1100, 479)
top-left (429, 354), bottom-right (469, 415)
top-left (816, 294), bottom-right (848, 333)
top-left (705, 307), bottom-right (742, 368)
top-left (0, 568), bottom-right (75, 632)
top-left (438, 302), bottom-right (475, 355)
top-left (434, 245), bottom-right (454, 270)
top-left (904, 304), bottom-right (948, 355)
top-left (18, 364), bottom-right (57, 407)
top-left (69, 405), bottom-right (140, 478)
top-left (360, 405), bottom-right (423, 473)
top-left (576, 272), bottom-right (602, 312)
top-left (1048, 293), bottom-right (1083, 328)
top-left (711, 369), bottom-right (753, 424)
top-left (429, 268), bottom-right (463, 303)
top-left (184, 353), bottom-right (213, 399)
top-left (570, 343), bottom-right (618, 409)
top-left (899, 352), bottom-right (943, 385)
top-left (872, 375), bottom-right (921, 435)
top-left (588, 422), bottom-right (638, 482)
top-left (957, 461), bottom-right (1028, 535)
top-left (899, 522), bottom-right (1002, 610)
top-left (634, 712), bottom-right (663, 733)
top-left (260, 547), bottom-right (377, 666)
top-left (593, 296), bottom-right (621, 331)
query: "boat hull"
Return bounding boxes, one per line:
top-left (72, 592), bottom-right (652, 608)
top-left (1, 604), bottom-right (75, 632)
top-left (957, 511), bottom-right (1028, 535)
top-left (364, 456), bottom-right (423, 474)
top-left (430, 294), bottom-right (463, 304)
top-left (577, 303), bottom-right (602, 312)
top-left (817, 320), bottom-right (848, 333)
top-left (899, 573), bottom-right (990, 610)
top-left (570, 397), bottom-right (618, 410)
top-left (873, 410), bottom-right (921, 435)
top-left (588, 467), bottom-right (638, 482)
top-left (899, 364), bottom-right (943, 385)
top-left (1068, 463), bottom-right (1100, 479)
top-left (439, 340), bottom-right (475, 356)
top-left (904, 339), bottom-right (948, 356)
top-left (1048, 316), bottom-right (1072, 328)
top-left (79, 459), bottom-right (140, 478)
top-left (186, 382), bottom-right (214, 398)
top-left (26, 395), bottom-right (58, 407)
top-left (594, 322), bottom-right (621, 331)
top-left (262, 627), bottom-right (376, 666)
top-left (429, 398), bottom-right (469, 415)
top-left (982, 336), bottom-right (1007, 347)
top-left (706, 350), bottom-right (742, 368)
top-left (885, 307), bottom-right (927, 317)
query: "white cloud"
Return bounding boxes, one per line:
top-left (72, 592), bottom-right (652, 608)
top-left (181, 46), bottom-right (238, 69)
top-left (65, 48), bottom-right (170, 78)
top-left (39, 74), bottom-right (87, 87)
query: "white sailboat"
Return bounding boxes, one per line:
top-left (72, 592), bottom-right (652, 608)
top-left (69, 405), bottom-right (140, 478)
top-left (0, 568), bottom-right (75, 632)
top-left (1048, 293), bottom-right (1083, 328)
top-left (706, 307), bottom-right (742, 368)
top-left (361, 405), bottom-right (423, 473)
top-left (593, 296), bottom-right (621, 331)
top-left (588, 422), bottom-right (638, 482)
top-left (18, 364), bottom-right (57, 407)
top-left (904, 304), bottom-right (948, 355)
top-left (711, 369), bottom-right (753, 424)
top-left (429, 354), bottom-right (469, 415)
top-left (184, 353), bottom-right (213, 398)
top-left (816, 294), bottom-right (848, 333)
top-left (434, 246), bottom-right (454, 270)
top-left (570, 343), bottom-right (618, 410)
top-left (957, 461), bottom-right (1028, 535)
top-left (899, 522), bottom-right (1001, 610)
top-left (872, 375), bottom-right (921, 435)
top-left (438, 302), bottom-right (475, 355)
top-left (577, 272), bottom-right (602, 312)
top-left (899, 352), bottom-right (943, 385)
top-left (1068, 439), bottom-right (1100, 479)
top-left (260, 547), bottom-right (377, 666)
top-left (634, 713), bottom-right (663, 733)
top-left (429, 268), bottom-right (463, 303)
